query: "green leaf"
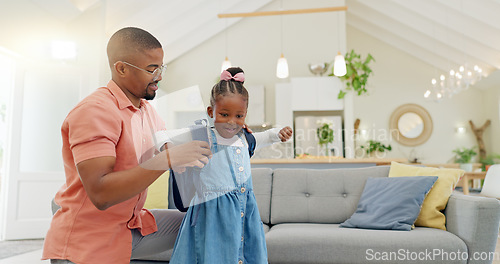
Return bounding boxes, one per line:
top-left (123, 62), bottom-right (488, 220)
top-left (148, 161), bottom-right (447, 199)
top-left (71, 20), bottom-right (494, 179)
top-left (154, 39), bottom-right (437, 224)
top-left (352, 79), bottom-right (361, 89)
top-left (337, 90), bottom-right (346, 99)
top-left (331, 49), bottom-right (375, 98)
top-left (364, 54), bottom-right (375, 64)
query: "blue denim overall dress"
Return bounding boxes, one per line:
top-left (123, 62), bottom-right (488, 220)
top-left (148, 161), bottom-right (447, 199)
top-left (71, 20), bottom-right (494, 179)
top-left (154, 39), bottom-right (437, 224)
top-left (169, 129), bottom-right (268, 264)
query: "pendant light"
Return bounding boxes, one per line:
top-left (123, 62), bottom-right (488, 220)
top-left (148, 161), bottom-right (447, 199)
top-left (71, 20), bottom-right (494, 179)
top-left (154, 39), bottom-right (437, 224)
top-left (221, 17), bottom-right (232, 72)
top-left (276, 53), bottom-right (289, 78)
top-left (333, 52), bottom-right (346, 76)
top-left (333, 12), bottom-right (346, 77)
top-left (221, 56), bottom-right (231, 73)
top-left (276, 0), bottom-right (289, 78)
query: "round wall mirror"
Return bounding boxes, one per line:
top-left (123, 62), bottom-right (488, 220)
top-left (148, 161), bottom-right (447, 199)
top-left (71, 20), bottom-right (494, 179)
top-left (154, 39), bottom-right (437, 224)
top-left (389, 104), bottom-right (433, 146)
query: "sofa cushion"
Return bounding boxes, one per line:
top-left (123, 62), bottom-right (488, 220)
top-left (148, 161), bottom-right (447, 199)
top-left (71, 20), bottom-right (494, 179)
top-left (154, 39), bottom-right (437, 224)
top-left (252, 168), bottom-right (273, 224)
top-left (131, 248), bottom-right (172, 262)
top-left (388, 162), bottom-right (464, 230)
top-left (340, 176), bottom-right (437, 231)
top-left (270, 166), bottom-right (390, 224)
top-left (144, 170), bottom-right (170, 209)
top-left (263, 223), bottom-right (270, 233)
top-left (265, 223), bottom-right (467, 264)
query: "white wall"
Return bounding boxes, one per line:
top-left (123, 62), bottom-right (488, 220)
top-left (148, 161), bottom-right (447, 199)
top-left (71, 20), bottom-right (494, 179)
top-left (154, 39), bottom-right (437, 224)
top-left (162, 0), bottom-right (346, 124)
top-left (0, 1), bottom-right (65, 60)
top-left (0, 1), bottom-right (109, 239)
top-left (0, 1), bottom-right (106, 95)
top-left (479, 71), bottom-right (500, 156)
top-left (347, 26), bottom-right (487, 163)
top-left (1, 0), bottom-right (496, 165)
top-left (163, 1), bottom-right (492, 164)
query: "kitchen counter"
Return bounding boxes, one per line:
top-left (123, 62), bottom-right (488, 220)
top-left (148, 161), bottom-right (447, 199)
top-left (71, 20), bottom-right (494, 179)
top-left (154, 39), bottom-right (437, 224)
top-left (251, 157), bottom-right (408, 169)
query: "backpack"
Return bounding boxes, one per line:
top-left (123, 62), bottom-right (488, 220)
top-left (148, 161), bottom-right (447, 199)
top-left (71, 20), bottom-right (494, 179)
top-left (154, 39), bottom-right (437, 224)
top-left (171, 120), bottom-right (256, 212)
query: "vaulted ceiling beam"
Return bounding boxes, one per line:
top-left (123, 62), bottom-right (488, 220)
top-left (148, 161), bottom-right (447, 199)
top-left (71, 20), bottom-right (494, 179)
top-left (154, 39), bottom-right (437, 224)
top-left (436, 0), bottom-right (500, 31)
top-left (351, 0), bottom-right (500, 73)
top-left (391, 0), bottom-right (500, 56)
top-left (217, 6), bottom-right (347, 18)
top-left (348, 13), bottom-right (452, 74)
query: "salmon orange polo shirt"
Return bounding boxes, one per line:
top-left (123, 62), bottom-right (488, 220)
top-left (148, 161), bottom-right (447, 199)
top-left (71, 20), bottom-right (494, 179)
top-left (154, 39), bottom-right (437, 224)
top-left (43, 80), bottom-right (166, 264)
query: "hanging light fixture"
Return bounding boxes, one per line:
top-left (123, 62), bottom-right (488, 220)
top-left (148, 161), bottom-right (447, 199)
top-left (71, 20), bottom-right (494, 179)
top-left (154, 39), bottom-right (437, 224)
top-left (221, 56), bottom-right (231, 73)
top-left (333, 48), bottom-right (347, 77)
top-left (458, 63), bottom-right (482, 89)
top-left (333, 12), bottom-right (346, 77)
top-left (425, 0), bottom-right (484, 102)
top-left (456, 0), bottom-right (481, 89)
top-left (276, 53), bottom-right (289, 78)
top-left (276, 0), bottom-right (289, 78)
top-left (221, 17), bottom-right (232, 72)
top-left (333, 52), bottom-right (346, 76)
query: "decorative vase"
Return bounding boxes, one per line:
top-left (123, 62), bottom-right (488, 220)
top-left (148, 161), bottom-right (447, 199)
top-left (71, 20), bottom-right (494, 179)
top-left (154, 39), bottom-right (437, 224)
top-left (321, 145), bottom-right (329, 156)
top-left (308, 63), bottom-right (330, 76)
top-left (460, 163), bottom-right (473, 172)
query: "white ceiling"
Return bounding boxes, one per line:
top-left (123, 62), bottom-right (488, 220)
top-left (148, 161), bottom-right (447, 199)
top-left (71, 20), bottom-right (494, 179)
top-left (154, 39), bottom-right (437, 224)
top-left (30, 0), bottom-right (500, 77)
top-left (348, 0), bottom-right (500, 78)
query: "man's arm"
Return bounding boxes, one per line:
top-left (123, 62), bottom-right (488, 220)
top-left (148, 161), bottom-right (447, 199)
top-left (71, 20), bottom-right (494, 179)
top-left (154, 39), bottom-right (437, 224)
top-left (77, 141), bottom-right (211, 210)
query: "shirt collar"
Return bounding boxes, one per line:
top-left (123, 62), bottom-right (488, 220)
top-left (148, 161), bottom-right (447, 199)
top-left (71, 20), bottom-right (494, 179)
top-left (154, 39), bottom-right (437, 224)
top-left (107, 80), bottom-right (144, 110)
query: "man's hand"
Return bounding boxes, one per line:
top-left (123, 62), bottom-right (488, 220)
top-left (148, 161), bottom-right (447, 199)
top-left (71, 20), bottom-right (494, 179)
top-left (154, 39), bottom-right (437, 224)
top-left (278, 126), bottom-right (293, 142)
top-left (76, 140), bottom-right (212, 210)
top-left (166, 140), bottom-right (212, 171)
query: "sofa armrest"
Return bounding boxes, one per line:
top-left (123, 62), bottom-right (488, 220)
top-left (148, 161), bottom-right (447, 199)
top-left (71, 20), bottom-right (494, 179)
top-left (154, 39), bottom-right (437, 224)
top-left (444, 193), bottom-right (500, 264)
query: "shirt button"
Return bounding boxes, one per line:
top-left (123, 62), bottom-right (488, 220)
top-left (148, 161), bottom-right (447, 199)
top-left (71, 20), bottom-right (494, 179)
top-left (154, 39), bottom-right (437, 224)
top-left (240, 187), bottom-right (246, 193)
top-left (236, 149), bottom-right (241, 154)
top-left (239, 166), bottom-right (244, 172)
top-left (305, 193), bottom-right (310, 197)
top-left (343, 193), bottom-right (347, 198)
top-left (241, 212), bottom-right (244, 217)
top-left (143, 139), bottom-right (146, 143)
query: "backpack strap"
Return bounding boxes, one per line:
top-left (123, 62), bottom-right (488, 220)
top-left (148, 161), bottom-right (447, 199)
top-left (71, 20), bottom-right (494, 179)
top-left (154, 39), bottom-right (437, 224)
top-left (171, 119), bottom-right (209, 212)
top-left (170, 122), bottom-right (256, 212)
top-left (242, 129), bottom-right (256, 158)
top-left (171, 170), bottom-right (188, 212)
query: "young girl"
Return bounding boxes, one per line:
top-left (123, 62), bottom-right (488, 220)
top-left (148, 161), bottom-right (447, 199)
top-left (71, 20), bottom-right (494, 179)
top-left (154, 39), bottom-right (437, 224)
top-left (165, 67), bottom-right (292, 264)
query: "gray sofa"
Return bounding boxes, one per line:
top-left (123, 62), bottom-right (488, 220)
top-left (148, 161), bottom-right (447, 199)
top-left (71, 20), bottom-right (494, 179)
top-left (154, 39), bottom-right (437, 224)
top-left (133, 166), bottom-right (500, 264)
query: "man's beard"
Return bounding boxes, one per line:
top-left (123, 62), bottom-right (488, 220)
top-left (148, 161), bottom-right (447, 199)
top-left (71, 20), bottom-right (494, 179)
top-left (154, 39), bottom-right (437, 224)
top-left (145, 92), bottom-right (155, 100)
top-left (144, 83), bottom-right (157, 100)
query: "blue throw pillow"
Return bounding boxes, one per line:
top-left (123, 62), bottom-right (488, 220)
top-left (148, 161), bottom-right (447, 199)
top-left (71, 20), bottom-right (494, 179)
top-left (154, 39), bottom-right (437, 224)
top-left (340, 176), bottom-right (438, 231)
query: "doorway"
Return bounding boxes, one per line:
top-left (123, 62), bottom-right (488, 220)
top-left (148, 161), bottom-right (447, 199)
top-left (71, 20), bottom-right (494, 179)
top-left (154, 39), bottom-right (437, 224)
top-left (0, 49), bottom-right (82, 240)
top-left (0, 51), bottom-right (15, 240)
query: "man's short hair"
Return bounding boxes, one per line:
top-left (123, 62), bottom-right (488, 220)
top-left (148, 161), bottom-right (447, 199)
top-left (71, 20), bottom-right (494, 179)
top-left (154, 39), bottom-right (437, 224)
top-left (107, 27), bottom-right (162, 65)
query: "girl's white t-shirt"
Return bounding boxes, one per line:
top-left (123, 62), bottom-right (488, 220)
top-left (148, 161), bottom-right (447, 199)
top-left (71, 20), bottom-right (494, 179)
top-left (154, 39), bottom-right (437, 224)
top-left (155, 127), bottom-right (283, 151)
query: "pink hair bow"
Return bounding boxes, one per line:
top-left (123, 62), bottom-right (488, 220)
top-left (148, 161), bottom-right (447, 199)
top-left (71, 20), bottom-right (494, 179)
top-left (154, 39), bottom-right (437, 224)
top-left (220, 70), bottom-right (245, 82)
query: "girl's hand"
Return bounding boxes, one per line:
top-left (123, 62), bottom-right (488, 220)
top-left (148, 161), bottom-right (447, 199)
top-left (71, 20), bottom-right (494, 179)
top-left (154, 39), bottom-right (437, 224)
top-left (278, 126), bottom-right (293, 142)
top-left (242, 124), bottom-right (253, 133)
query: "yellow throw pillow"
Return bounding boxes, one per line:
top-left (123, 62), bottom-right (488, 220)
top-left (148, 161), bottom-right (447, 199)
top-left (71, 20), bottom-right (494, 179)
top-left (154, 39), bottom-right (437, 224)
top-left (388, 162), bottom-right (464, 230)
top-left (144, 170), bottom-right (170, 209)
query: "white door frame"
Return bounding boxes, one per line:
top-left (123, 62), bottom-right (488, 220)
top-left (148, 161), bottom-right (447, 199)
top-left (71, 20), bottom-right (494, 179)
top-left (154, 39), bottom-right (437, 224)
top-left (0, 60), bottom-right (82, 240)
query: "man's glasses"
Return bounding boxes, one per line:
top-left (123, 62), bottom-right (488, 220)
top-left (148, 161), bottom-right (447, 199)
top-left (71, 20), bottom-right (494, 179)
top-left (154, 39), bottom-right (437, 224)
top-left (117, 61), bottom-right (166, 82)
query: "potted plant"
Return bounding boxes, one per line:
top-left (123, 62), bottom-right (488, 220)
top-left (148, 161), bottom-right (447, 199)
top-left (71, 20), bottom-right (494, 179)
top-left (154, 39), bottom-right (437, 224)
top-left (361, 140), bottom-right (392, 158)
top-left (329, 49), bottom-right (375, 99)
top-left (452, 147), bottom-right (477, 172)
top-left (479, 153), bottom-right (500, 171)
top-left (316, 121), bottom-right (334, 156)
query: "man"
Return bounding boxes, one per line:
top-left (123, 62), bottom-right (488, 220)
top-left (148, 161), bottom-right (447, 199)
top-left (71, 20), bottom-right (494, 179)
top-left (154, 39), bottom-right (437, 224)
top-left (42, 27), bottom-right (211, 264)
